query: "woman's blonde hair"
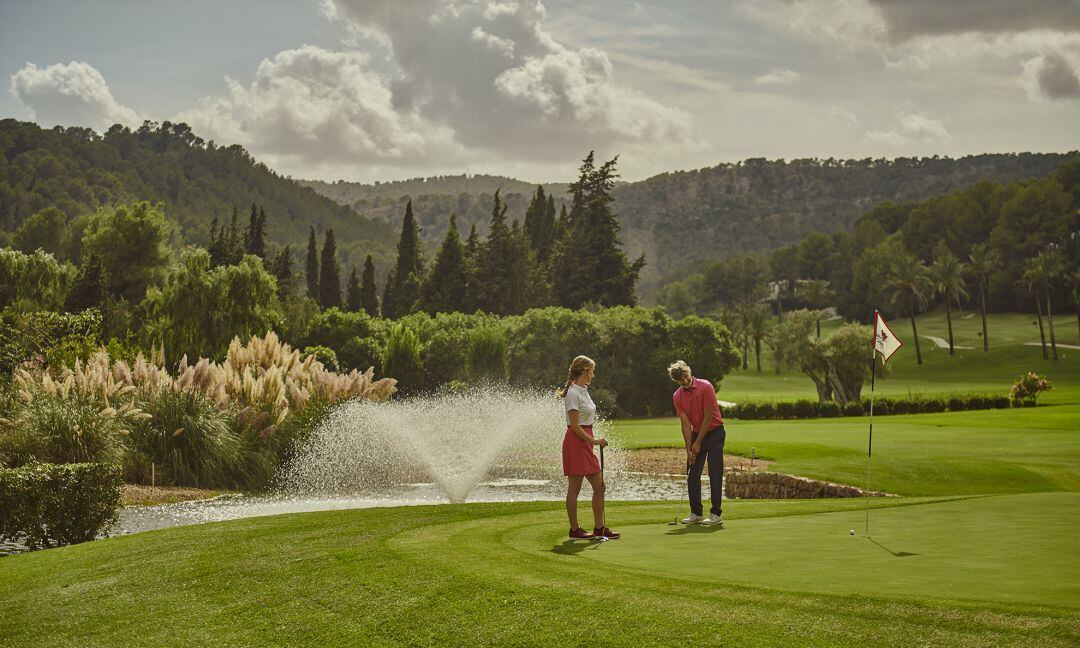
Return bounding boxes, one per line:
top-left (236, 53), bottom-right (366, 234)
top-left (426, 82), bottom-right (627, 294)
top-left (667, 360), bottom-right (691, 382)
top-left (557, 355), bottom-right (595, 398)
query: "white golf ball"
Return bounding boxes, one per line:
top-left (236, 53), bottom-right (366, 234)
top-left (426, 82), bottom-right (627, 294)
top-left (849, 529), bottom-right (855, 535)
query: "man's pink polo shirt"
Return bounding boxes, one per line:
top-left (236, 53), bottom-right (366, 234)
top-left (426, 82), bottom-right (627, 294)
top-left (672, 377), bottom-right (724, 432)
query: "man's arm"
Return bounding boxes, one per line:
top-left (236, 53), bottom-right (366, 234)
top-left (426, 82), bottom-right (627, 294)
top-left (691, 383), bottom-right (718, 460)
top-left (677, 411), bottom-right (692, 464)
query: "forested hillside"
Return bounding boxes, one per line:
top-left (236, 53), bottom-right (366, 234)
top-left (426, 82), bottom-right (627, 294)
top-left (305, 153), bottom-right (1073, 297)
top-left (0, 119), bottom-right (398, 270)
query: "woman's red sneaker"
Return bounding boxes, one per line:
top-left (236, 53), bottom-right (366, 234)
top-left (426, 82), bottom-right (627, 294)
top-left (569, 527), bottom-right (595, 539)
top-left (593, 526), bottom-right (621, 539)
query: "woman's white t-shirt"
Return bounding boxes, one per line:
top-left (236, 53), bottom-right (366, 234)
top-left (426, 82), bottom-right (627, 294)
top-left (564, 383), bottom-right (597, 426)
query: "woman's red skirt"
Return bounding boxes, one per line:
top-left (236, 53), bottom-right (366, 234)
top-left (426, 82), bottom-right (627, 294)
top-left (562, 425), bottom-right (601, 476)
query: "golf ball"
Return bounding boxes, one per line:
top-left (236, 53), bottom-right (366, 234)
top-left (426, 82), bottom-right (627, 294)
top-left (849, 529), bottom-right (855, 535)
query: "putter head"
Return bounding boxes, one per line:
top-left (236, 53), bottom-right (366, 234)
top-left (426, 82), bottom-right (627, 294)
top-left (667, 521), bottom-right (677, 526)
top-left (595, 535), bottom-right (609, 542)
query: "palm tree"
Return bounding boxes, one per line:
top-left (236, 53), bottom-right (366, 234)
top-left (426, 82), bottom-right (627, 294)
top-left (1026, 251), bottom-right (1064, 361)
top-left (1069, 267), bottom-right (1080, 342)
top-left (968, 243), bottom-right (1000, 352)
top-left (928, 246), bottom-right (968, 356)
top-left (886, 254), bottom-right (932, 365)
top-left (1021, 257), bottom-right (1050, 360)
top-left (798, 279), bottom-right (834, 338)
top-left (743, 303), bottom-right (772, 372)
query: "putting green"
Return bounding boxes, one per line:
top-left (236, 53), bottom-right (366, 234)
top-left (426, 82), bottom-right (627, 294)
top-left (579, 493), bottom-right (1080, 608)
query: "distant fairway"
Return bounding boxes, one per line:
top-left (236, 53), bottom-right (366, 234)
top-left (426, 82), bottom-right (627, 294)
top-left (720, 311), bottom-right (1080, 404)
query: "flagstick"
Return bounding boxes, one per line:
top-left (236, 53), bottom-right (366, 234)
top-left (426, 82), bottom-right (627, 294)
top-left (865, 336), bottom-right (877, 538)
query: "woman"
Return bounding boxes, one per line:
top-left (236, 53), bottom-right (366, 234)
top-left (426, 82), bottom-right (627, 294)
top-left (558, 355), bottom-right (620, 540)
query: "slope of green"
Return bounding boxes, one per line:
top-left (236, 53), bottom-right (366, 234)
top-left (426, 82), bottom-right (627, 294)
top-left (2, 498), bottom-right (1077, 647)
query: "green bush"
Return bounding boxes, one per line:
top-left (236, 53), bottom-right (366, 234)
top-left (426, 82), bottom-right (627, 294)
top-left (127, 388), bottom-right (241, 488)
top-left (465, 326), bottom-right (509, 382)
top-left (0, 462), bottom-right (123, 550)
top-left (920, 397), bottom-right (946, 413)
top-left (1010, 372), bottom-right (1052, 406)
top-left (816, 401), bottom-right (842, 418)
top-left (842, 401), bottom-right (865, 417)
top-left (870, 399), bottom-right (891, 415)
top-left (0, 391), bottom-right (128, 467)
top-left (383, 323), bottom-right (424, 394)
top-left (774, 401), bottom-right (796, 419)
top-left (793, 399), bottom-right (817, 418)
top-left (302, 345), bottom-right (339, 372)
top-left (755, 402), bottom-right (776, 419)
top-left (947, 395), bottom-right (966, 411)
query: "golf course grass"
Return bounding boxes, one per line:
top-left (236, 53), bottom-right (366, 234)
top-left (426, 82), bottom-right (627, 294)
top-left (2, 497), bottom-right (1077, 646)
top-left (1, 310), bottom-right (1077, 646)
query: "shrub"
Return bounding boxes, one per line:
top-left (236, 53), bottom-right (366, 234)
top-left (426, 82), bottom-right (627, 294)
top-left (920, 397), bottom-right (946, 413)
top-left (870, 398), bottom-right (891, 416)
top-left (793, 399), bottom-right (817, 419)
top-left (1010, 372), bottom-right (1052, 406)
top-left (992, 395), bottom-right (1012, 409)
top-left (947, 395), bottom-right (966, 412)
top-left (842, 401), bottom-right (865, 417)
top-left (302, 345), bottom-right (339, 372)
top-left (465, 326), bottom-right (509, 382)
top-left (383, 323), bottom-right (424, 394)
top-left (755, 402), bottom-right (776, 419)
top-left (127, 388), bottom-right (241, 488)
top-left (0, 462), bottom-right (123, 550)
top-left (0, 391), bottom-right (132, 467)
top-left (816, 401), bottom-right (842, 418)
top-left (775, 401), bottom-right (796, 419)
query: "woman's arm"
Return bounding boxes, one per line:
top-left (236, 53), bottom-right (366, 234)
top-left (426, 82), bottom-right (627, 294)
top-left (568, 409), bottom-right (605, 446)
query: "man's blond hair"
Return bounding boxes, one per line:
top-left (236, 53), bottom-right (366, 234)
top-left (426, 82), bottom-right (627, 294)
top-left (667, 360), bottom-right (691, 382)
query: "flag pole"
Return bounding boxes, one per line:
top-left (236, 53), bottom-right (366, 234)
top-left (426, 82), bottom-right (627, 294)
top-left (865, 311), bottom-right (878, 538)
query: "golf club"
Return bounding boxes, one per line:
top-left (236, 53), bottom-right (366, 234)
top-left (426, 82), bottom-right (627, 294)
top-left (596, 444), bottom-right (609, 542)
top-left (667, 460), bottom-right (690, 525)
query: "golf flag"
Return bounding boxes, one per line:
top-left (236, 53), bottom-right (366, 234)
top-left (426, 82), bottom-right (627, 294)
top-left (873, 310), bottom-right (902, 364)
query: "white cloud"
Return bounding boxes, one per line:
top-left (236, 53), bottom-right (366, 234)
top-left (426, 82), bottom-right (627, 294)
top-left (828, 105), bottom-right (859, 130)
top-left (754, 68), bottom-right (801, 85)
top-left (10, 61), bottom-right (140, 130)
top-left (175, 45), bottom-right (465, 173)
top-left (324, 0), bottom-right (692, 160)
top-left (865, 110), bottom-right (951, 147)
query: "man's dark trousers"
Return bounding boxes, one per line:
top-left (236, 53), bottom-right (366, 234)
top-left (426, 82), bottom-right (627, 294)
top-left (688, 425), bottom-right (725, 516)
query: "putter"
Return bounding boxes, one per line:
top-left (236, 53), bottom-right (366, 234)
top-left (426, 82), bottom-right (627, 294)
top-left (667, 461), bottom-right (691, 525)
top-left (596, 444), bottom-right (609, 542)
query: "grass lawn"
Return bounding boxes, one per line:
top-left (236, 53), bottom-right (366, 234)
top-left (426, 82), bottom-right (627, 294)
top-left (720, 311), bottom-right (1080, 404)
top-left (610, 405), bottom-right (1080, 496)
top-left (2, 497), bottom-right (1078, 646)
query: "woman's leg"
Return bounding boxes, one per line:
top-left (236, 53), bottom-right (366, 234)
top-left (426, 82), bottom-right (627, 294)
top-left (584, 472), bottom-right (606, 529)
top-left (566, 475), bottom-right (584, 529)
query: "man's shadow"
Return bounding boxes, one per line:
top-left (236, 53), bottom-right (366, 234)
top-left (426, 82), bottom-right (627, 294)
top-left (550, 539), bottom-right (603, 555)
top-left (665, 524), bottom-right (725, 536)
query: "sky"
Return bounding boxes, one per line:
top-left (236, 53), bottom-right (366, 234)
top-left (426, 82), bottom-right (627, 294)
top-left (1, 0), bottom-right (1078, 183)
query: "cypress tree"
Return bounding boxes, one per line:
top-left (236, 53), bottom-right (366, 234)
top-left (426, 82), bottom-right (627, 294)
top-left (318, 228), bottom-right (342, 309)
top-left (463, 222), bottom-right (481, 313)
top-left (64, 254), bottom-right (108, 312)
top-left (524, 186), bottom-right (546, 252)
top-left (305, 226), bottom-right (319, 299)
top-left (244, 204), bottom-right (267, 258)
top-left (550, 152), bottom-right (643, 308)
top-left (271, 245), bottom-right (295, 301)
top-left (383, 200), bottom-right (424, 318)
top-left (346, 265), bottom-right (362, 312)
top-left (360, 254), bottom-right (379, 317)
top-left (477, 190), bottom-right (528, 314)
top-left (419, 214), bottom-right (467, 314)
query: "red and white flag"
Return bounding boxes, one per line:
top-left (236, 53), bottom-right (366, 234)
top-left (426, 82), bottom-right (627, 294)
top-left (873, 310), bottom-right (902, 364)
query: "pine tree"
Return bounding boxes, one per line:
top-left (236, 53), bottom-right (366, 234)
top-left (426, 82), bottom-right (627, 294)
top-left (550, 152), bottom-right (643, 308)
top-left (463, 222), bottom-right (481, 313)
top-left (476, 190), bottom-right (529, 314)
top-left (360, 254), bottom-right (379, 317)
top-left (64, 254), bottom-right (108, 312)
top-left (382, 200), bottom-right (424, 318)
top-left (318, 228), bottom-right (342, 309)
top-left (346, 265), bottom-right (362, 312)
top-left (419, 214), bottom-right (468, 314)
top-left (306, 226), bottom-right (319, 299)
top-left (244, 204), bottom-right (267, 258)
top-left (271, 245), bottom-right (295, 301)
top-left (524, 186), bottom-right (546, 252)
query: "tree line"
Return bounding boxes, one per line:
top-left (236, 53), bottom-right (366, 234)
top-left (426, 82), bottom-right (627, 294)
top-left (655, 158), bottom-right (1080, 368)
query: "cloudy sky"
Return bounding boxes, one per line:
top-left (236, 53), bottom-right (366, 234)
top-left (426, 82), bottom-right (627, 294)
top-left (2, 0), bottom-right (1078, 182)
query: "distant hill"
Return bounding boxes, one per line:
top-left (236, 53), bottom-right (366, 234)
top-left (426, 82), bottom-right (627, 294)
top-left (0, 119), bottom-right (399, 272)
top-left (304, 153), bottom-right (1076, 296)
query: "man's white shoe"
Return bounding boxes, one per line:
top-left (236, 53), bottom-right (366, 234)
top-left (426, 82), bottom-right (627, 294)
top-left (702, 513), bottom-right (723, 526)
top-left (681, 514), bottom-right (705, 524)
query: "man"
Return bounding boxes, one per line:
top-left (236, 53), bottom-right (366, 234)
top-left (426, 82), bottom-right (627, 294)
top-left (668, 360), bottom-right (724, 525)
